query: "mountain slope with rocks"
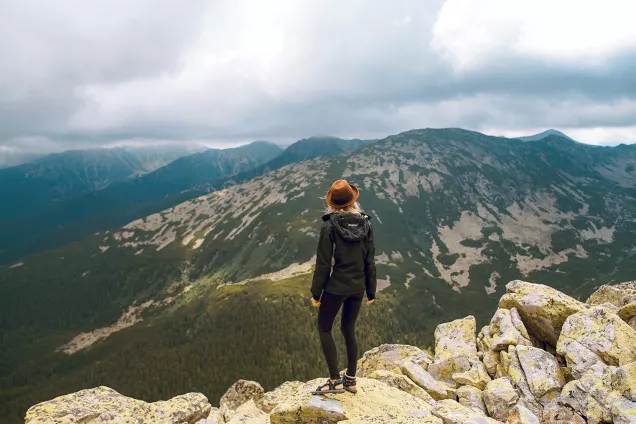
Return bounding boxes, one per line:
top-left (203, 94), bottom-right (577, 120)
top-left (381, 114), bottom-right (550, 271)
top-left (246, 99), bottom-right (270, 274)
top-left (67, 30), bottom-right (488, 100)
top-left (23, 280), bottom-right (636, 423)
top-left (3, 128), bottom-right (636, 422)
top-left (0, 137), bottom-right (372, 263)
top-left (0, 141), bottom-right (281, 262)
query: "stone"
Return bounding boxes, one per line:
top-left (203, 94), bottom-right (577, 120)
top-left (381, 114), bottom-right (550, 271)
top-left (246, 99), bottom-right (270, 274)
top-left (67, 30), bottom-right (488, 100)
top-left (499, 280), bottom-right (587, 346)
top-left (587, 281), bottom-right (636, 307)
top-left (613, 361), bottom-right (636, 401)
top-left (220, 379), bottom-right (265, 411)
top-left (541, 399), bottom-right (586, 424)
top-left (270, 377), bottom-right (438, 424)
top-left (482, 378), bottom-right (519, 421)
top-left (24, 386), bottom-right (211, 424)
top-left (630, 316), bottom-right (636, 331)
top-left (618, 301), bottom-right (636, 323)
top-left (489, 309), bottom-right (532, 352)
top-left (456, 385), bottom-right (487, 416)
top-left (509, 308), bottom-right (531, 341)
top-left (356, 344), bottom-right (428, 377)
top-left (195, 407), bottom-right (224, 424)
top-left (506, 404), bottom-right (539, 424)
top-left (506, 346), bottom-right (543, 417)
top-left (431, 399), bottom-right (502, 424)
top-left (515, 345), bottom-right (565, 399)
top-left (452, 361), bottom-right (492, 390)
top-left (497, 351), bottom-right (510, 379)
top-left (226, 400), bottom-right (269, 424)
top-left (477, 326), bottom-right (500, 378)
top-left (597, 302), bottom-right (620, 313)
top-left (556, 305), bottom-right (636, 378)
top-left (429, 316), bottom-right (478, 385)
top-left (368, 369), bottom-right (436, 405)
top-left (260, 381), bottom-right (303, 413)
top-left (401, 359), bottom-right (454, 400)
top-left (609, 395), bottom-right (636, 424)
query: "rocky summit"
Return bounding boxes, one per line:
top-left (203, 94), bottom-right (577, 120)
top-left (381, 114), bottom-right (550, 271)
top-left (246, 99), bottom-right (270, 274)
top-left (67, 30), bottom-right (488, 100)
top-left (25, 279), bottom-right (636, 423)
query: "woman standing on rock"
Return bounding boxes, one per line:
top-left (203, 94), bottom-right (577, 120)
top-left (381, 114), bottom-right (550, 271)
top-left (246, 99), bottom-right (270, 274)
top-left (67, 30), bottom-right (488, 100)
top-left (310, 179), bottom-right (377, 395)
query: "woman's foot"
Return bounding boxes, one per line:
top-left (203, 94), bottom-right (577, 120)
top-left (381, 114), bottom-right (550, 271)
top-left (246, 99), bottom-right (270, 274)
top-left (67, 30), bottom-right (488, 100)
top-left (343, 374), bottom-right (357, 393)
top-left (311, 378), bottom-right (345, 394)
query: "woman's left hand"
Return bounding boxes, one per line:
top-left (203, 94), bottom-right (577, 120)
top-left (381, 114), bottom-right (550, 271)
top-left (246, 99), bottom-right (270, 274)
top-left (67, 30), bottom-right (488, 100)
top-left (311, 298), bottom-right (321, 308)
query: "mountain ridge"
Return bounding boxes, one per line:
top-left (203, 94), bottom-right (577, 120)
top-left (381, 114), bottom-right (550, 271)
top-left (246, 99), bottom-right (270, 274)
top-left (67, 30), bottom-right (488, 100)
top-left (0, 137), bottom-right (373, 263)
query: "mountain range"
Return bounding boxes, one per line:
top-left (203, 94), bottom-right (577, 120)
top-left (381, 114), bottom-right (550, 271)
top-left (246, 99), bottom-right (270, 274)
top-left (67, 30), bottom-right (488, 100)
top-left (1, 128), bottom-right (636, 422)
top-left (0, 137), bottom-right (374, 263)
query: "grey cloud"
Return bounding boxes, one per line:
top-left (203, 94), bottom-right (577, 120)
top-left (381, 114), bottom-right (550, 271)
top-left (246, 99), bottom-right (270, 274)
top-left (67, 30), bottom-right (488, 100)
top-left (1, 0), bottom-right (636, 151)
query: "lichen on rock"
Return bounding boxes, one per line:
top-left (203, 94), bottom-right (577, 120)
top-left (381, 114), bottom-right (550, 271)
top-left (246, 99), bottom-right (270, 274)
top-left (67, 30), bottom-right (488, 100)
top-left (220, 379), bottom-right (265, 411)
top-left (499, 280), bottom-right (587, 346)
top-left (25, 386), bottom-right (211, 424)
top-left (356, 343), bottom-right (426, 377)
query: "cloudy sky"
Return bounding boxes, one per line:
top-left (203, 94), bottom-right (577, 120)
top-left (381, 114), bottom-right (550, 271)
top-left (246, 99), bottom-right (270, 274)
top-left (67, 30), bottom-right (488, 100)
top-left (1, 0), bottom-right (636, 153)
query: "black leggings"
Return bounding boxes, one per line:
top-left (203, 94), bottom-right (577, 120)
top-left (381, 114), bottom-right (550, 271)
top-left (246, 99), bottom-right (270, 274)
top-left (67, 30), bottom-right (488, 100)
top-left (317, 291), bottom-right (364, 380)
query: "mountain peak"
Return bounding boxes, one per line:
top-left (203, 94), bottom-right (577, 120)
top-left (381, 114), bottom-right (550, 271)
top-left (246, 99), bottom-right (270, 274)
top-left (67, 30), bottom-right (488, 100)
top-left (519, 129), bottom-right (575, 142)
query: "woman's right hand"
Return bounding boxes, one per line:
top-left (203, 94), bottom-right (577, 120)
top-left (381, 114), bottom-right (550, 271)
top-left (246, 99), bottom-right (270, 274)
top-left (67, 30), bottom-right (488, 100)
top-left (366, 299), bottom-right (375, 305)
top-left (311, 298), bottom-right (321, 308)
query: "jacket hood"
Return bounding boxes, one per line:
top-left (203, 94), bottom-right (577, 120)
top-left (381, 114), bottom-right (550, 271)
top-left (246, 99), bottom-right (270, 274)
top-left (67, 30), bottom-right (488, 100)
top-left (326, 213), bottom-right (371, 241)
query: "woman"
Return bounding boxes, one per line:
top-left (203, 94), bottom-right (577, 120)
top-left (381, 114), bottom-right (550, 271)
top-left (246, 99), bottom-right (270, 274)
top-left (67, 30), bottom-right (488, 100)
top-left (310, 179), bottom-right (377, 395)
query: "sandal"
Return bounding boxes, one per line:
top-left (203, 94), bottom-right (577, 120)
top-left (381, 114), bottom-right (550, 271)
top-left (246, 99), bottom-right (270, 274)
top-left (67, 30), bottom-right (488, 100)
top-left (311, 378), bottom-right (345, 395)
top-left (343, 374), bottom-right (357, 394)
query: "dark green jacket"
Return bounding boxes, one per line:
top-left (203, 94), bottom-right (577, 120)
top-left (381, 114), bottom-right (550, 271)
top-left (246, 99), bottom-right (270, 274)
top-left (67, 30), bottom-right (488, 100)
top-left (310, 213), bottom-right (377, 301)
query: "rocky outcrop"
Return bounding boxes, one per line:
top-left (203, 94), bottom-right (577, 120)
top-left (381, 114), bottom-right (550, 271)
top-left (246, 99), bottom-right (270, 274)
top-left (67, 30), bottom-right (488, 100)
top-left (220, 379), bottom-right (265, 411)
top-left (270, 377), bottom-right (441, 423)
top-left (498, 280), bottom-right (587, 346)
top-left (356, 343), bottom-right (429, 377)
top-left (25, 386), bottom-right (211, 424)
top-left (25, 279), bottom-right (636, 423)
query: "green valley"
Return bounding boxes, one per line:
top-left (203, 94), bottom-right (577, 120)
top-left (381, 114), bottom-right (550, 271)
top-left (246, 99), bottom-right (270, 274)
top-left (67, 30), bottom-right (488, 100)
top-left (2, 128), bottom-right (636, 423)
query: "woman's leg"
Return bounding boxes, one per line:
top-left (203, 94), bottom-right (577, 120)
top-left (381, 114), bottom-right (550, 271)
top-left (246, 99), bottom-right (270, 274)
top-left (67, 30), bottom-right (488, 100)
top-left (317, 292), bottom-right (346, 380)
top-left (341, 292), bottom-right (364, 378)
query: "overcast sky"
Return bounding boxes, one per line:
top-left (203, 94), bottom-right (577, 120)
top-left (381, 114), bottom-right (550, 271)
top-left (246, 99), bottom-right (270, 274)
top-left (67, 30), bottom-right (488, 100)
top-left (1, 0), bottom-right (636, 153)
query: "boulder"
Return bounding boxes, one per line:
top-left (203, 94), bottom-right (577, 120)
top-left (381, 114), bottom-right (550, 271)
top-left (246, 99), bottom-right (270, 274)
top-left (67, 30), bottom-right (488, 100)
top-left (505, 346), bottom-right (542, 417)
top-left (368, 369), bottom-right (436, 405)
top-left (260, 381), bottom-right (303, 413)
top-left (618, 301), bottom-right (636, 323)
top-left (556, 306), bottom-right (636, 378)
top-left (456, 385), bottom-right (487, 416)
top-left (401, 359), bottom-right (454, 400)
top-left (489, 309), bottom-right (532, 352)
top-left (563, 362), bottom-right (636, 423)
top-left (629, 316), bottom-right (636, 331)
top-left (429, 316), bottom-right (478, 385)
top-left (195, 407), bottom-right (224, 424)
top-left (270, 377), bottom-right (439, 424)
top-left (506, 404), bottom-right (539, 424)
top-left (482, 378), bottom-right (519, 421)
top-left (220, 380), bottom-right (265, 411)
top-left (431, 399), bottom-right (502, 424)
top-left (497, 351), bottom-right (510, 379)
top-left (477, 326), bottom-right (500, 378)
top-left (226, 400), bottom-right (269, 424)
top-left (24, 386), bottom-right (211, 424)
top-left (587, 281), bottom-right (636, 307)
top-left (541, 399), bottom-right (586, 424)
top-left (356, 344), bottom-right (428, 377)
top-left (498, 280), bottom-right (587, 346)
top-left (612, 361), bottom-right (636, 401)
top-left (452, 361), bottom-right (492, 390)
top-left (515, 345), bottom-right (565, 400)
